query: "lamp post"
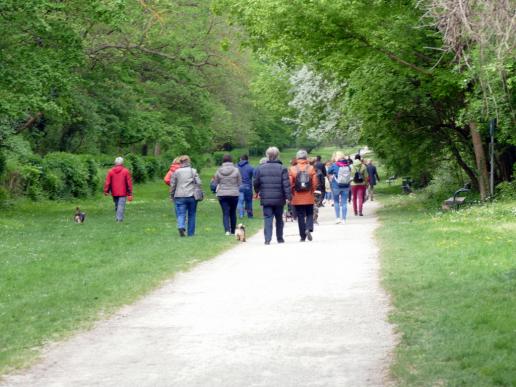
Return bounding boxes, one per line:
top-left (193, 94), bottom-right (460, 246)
top-left (489, 118), bottom-right (496, 197)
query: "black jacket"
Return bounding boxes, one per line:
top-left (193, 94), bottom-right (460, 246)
top-left (254, 160), bottom-right (292, 206)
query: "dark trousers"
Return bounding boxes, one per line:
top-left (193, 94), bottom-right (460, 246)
top-left (263, 205), bottom-right (284, 242)
top-left (294, 204), bottom-right (314, 240)
top-left (218, 196), bottom-right (239, 233)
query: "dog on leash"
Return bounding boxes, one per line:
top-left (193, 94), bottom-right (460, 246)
top-left (74, 207), bottom-right (86, 224)
top-left (235, 223), bottom-right (246, 242)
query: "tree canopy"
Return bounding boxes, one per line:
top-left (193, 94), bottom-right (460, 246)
top-left (217, 0), bottom-right (515, 194)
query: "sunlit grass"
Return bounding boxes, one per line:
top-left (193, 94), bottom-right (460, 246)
top-left (376, 185), bottom-right (516, 386)
top-left (0, 176), bottom-right (261, 374)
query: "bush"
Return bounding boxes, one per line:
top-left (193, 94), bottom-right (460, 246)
top-left (0, 151), bottom-right (6, 177)
top-left (143, 157), bottom-right (161, 180)
top-left (42, 171), bottom-right (64, 200)
top-left (80, 155), bottom-right (100, 195)
top-left (496, 181), bottom-right (516, 200)
top-left (43, 152), bottom-right (89, 198)
top-left (20, 165), bottom-right (43, 200)
top-left (125, 154), bottom-right (147, 183)
top-left (0, 186), bottom-right (9, 206)
top-left (212, 151), bottom-right (225, 166)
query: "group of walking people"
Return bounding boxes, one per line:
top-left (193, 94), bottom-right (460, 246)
top-left (102, 147), bottom-right (380, 244)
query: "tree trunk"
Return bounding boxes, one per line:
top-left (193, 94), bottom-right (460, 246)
top-left (448, 139), bottom-right (479, 190)
top-left (154, 142), bottom-right (161, 156)
top-left (469, 123), bottom-right (489, 200)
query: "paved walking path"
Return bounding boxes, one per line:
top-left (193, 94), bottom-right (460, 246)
top-left (3, 201), bottom-right (395, 387)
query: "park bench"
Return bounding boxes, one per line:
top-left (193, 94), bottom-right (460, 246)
top-left (402, 177), bottom-right (413, 194)
top-left (387, 175), bottom-right (397, 185)
top-left (442, 184), bottom-right (471, 211)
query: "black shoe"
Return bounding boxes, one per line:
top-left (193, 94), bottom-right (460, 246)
top-left (265, 241), bottom-right (271, 245)
top-left (306, 231), bottom-right (312, 241)
top-left (277, 238), bottom-right (285, 243)
top-left (178, 228), bottom-right (186, 237)
top-left (300, 239), bottom-right (306, 242)
top-left (359, 213), bottom-right (364, 216)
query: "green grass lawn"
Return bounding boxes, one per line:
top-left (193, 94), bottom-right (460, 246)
top-left (376, 185), bottom-right (516, 386)
top-left (0, 173), bottom-right (262, 375)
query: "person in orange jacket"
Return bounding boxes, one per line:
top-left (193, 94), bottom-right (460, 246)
top-left (104, 157), bottom-right (133, 222)
top-left (164, 157), bottom-right (181, 186)
top-left (289, 150), bottom-right (318, 242)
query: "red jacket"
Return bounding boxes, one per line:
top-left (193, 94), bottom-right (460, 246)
top-left (104, 165), bottom-right (133, 197)
top-left (289, 160), bottom-right (318, 205)
top-left (163, 162), bottom-right (181, 185)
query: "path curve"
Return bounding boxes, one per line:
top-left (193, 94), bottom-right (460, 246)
top-left (3, 202), bottom-right (395, 387)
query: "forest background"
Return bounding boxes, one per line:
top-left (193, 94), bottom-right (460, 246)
top-left (0, 0), bottom-right (515, 201)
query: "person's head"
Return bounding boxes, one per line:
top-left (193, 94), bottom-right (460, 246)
top-left (368, 159), bottom-right (373, 165)
top-left (179, 155), bottom-right (191, 165)
top-left (266, 146), bottom-right (280, 161)
top-left (259, 157), bottom-right (267, 165)
top-left (334, 151), bottom-right (344, 161)
top-left (114, 157), bottom-right (124, 166)
top-left (296, 149), bottom-right (308, 160)
top-left (316, 155), bottom-right (322, 162)
top-left (173, 156), bottom-right (180, 164)
top-left (308, 157), bottom-right (316, 165)
top-left (355, 154), bottom-right (361, 160)
top-left (222, 154), bottom-right (232, 164)
top-left (240, 154), bottom-right (249, 161)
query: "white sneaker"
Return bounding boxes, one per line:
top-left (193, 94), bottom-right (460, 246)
top-left (225, 231), bottom-right (231, 236)
top-left (336, 218), bottom-right (342, 224)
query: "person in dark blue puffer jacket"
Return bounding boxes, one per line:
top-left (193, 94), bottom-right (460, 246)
top-left (253, 147), bottom-right (292, 245)
top-left (237, 155), bottom-right (255, 218)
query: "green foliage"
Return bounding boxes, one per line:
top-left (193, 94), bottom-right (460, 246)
top-left (19, 165), bottom-right (43, 200)
top-left (43, 152), bottom-right (90, 198)
top-left (125, 154), bottom-right (147, 184)
top-left (142, 157), bottom-right (162, 180)
top-left (219, 0), bottom-right (515, 191)
top-left (212, 151), bottom-right (226, 166)
top-left (496, 181), bottom-right (516, 200)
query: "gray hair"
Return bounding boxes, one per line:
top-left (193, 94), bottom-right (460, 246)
top-left (265, 146), bottom-right (280, 161)
top-left (114, 157), bottom-right (124, 165)
top-left (296, 149), bottom-right (308, 159)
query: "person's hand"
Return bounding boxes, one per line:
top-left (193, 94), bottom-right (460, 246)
top-left (128, 195), bottom-right (133, 202)
top-left (104, 192), bottom-right (109, 196)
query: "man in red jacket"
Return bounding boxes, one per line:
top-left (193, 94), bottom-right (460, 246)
top-left (104, 157), bottom-right (133, 222)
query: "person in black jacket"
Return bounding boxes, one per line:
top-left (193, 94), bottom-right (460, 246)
top-left (253, 146), bottom-right (292, 245)
top-left (314, 155), bottom-right (327, 207)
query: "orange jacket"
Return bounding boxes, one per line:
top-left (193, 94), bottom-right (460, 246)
top-left (289, 160), bottom-right (318, 205)
top-left (164, 162), bottom-right (181, 185)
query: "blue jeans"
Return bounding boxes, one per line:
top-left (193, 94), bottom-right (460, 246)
top-left (332, 186), bottom-right (349, 219)
top-left (218, 196), bottom-right (239, 233)
top-left (237, 187), bottom-right (254, 218)
top-left (113, 196), bottom-right (126, 221)
top-left (263, 205), bottom-right (284, 242)
top-left (174, 196), bottom-right (197, 236)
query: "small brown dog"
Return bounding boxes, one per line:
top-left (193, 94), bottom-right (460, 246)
top-left (74, 207), bottom-right (86, 224)
top-left (235, 223), bottom-right (246, 242)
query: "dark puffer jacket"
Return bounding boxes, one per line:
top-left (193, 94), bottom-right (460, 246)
top-left (253, 160), bottom-right (292, 206)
